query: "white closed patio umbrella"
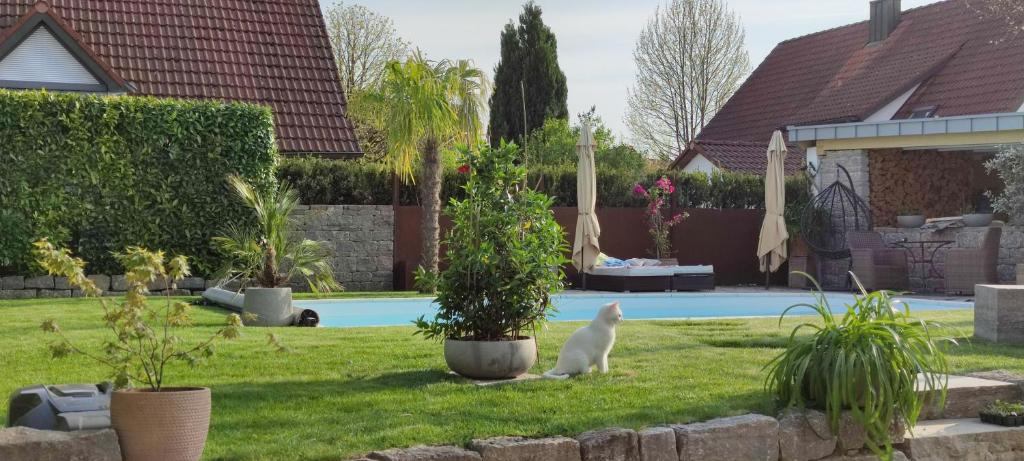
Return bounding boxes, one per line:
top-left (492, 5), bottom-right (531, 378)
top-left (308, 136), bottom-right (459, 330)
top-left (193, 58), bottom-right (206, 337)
top-left (757, 130), bottom-right (790, 288)
top-left (572, 122), bottom-right (601, 287)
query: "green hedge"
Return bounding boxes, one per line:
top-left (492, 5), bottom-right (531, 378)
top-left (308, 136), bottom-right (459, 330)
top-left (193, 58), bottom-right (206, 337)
top-left (279, 158), bottom-right (810, 210)
top-left (0, 90), bottom-right (278, 276)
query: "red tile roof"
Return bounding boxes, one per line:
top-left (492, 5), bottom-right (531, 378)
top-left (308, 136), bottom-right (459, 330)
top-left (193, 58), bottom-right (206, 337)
top-left (671, 140), bottom-right (804, 176)
top-left (695, 0), bottom-right (1024, 145)
top-left (0, 0), bottom-right (360, 155)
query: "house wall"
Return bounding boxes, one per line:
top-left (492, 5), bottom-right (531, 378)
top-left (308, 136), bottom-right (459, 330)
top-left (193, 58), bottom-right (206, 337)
top-left (681, 153), bottom-right (718, 174)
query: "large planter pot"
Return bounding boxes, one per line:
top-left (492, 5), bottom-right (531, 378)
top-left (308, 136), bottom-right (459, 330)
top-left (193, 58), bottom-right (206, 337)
top-left (897, 215), bottom-right (926, 229)
top-left (111, 387), bottom-right (211, 461)
top-left (243, 287), bottom-right (293, 326)
top-left (963, 213), bottom-right (994, 227)
top-left (444, 337), bottom-right (537, 379)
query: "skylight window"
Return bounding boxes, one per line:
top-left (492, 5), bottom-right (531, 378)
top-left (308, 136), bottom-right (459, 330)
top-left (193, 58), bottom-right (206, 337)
top-left (909, 106), bottom-right (938, 119)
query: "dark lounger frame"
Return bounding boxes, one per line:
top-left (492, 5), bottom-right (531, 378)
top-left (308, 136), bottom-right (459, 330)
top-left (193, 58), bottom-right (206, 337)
top-left (583, 273), bottom-right (715, 292)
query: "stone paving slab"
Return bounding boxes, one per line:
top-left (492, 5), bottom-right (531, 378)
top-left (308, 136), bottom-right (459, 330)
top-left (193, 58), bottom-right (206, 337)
top-left (919, 374), bottom-right (1022, 420)
top-left (900, 418), bottom-right (1024, 461)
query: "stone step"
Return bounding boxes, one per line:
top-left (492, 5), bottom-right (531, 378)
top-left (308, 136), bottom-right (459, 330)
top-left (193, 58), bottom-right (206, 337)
top-left (918, 375), bottom-right (1022, 420)
top-left (899, 418), bottom-right (1024, 460)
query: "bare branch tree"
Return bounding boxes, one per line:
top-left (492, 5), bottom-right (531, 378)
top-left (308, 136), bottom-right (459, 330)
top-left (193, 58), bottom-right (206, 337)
top-left (625, 0), bottom-right (749, 162)
top-left (324, 2), bottom-right (408, 95)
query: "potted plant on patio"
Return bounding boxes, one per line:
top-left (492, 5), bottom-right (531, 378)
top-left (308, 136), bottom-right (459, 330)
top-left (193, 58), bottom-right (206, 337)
top-left (980, 400), bottom-right (1024, 427)
top-left (33, 239), bottom-right (248, 461)
top-left (766, 272), bottom-right (957, 459)
top-left (896, 208), bottom-right (926, 228)
top-left (962, 194), bottom-right (995, 227)
top-left (414, 143), bottom-right (567, 379)
top-left (213, 175), bottom-right (340, 326)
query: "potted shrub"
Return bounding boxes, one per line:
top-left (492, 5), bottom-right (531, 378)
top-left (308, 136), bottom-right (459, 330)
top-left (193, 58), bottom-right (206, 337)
top-left (414, 143), bottom-right (567, 379)
top-left (213, 175), bottom-right (340, 326)
top-left (632, 176), bottom-right (687, 263)
top-left (896, 208), bottom-right (926, 228)
top-left (962, 195), bottom-right (995, 227)
top-left (980, 400), bottom-right (1024, 427)
top-left (766, 272), bottom-right (957, 459)
top-left (33, 240), bottom-right (249, 461)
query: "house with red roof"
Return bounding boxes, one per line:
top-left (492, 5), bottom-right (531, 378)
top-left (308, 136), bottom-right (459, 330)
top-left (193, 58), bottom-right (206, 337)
top-left (673, 0), bottom-right (1024, 223)
top-left (0, 0), bottom-right (360, 157)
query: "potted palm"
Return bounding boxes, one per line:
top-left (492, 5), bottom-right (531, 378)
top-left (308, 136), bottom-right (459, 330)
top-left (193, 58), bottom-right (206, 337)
top-left (414, 143), bottom-right (567, 379)
top-left (33, 239), bottom-right (248, 461)
top-left (213, 175), bottom-right (340, 326)
top-left (766, 273), bottom-right (956, 459)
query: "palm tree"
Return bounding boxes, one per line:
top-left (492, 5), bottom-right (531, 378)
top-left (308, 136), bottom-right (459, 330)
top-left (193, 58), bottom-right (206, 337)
top-left (361, 51), bottom-right (488, 283)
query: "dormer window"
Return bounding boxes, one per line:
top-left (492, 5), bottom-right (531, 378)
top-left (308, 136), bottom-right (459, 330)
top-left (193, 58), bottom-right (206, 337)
top-left (909, 105), bottom-right (937, 119)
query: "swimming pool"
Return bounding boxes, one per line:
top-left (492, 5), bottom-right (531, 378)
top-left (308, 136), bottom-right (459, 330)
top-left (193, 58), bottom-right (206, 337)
top-left (295, 292), bottom-right (973, 328)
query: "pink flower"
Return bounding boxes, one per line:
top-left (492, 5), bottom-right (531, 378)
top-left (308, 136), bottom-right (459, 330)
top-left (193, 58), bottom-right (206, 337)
top-left (632, 184), bottom-right (648, 197)
top-left (655, 177), bottom-right (673, 192)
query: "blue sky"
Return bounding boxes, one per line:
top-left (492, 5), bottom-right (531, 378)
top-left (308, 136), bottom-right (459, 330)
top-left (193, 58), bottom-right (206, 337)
top-left (327, 0), bottom-right (938, 138)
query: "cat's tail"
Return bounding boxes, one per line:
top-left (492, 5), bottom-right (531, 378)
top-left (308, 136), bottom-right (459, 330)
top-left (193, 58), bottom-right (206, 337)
top-left (542, 369), bottom-right (571, 380)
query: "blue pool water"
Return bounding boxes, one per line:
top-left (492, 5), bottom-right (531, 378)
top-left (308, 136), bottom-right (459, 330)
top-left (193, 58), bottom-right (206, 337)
top-left (295, 292), bottom-right (973, 328)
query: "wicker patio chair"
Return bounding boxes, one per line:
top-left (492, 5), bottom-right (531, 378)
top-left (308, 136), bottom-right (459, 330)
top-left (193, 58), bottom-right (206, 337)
top-left (847, 231), bottom-right (909, 291)
top-left (945, 226), bottom-right (1002, 295)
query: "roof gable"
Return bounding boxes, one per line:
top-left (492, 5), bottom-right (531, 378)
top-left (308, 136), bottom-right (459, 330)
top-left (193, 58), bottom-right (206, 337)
top-left (0, 2), bottom-right (126, 92)
top-left (672, 140), bottom-right (804, 176)
top-left (0, 0), bottom-right (360, 155)
top-left (697, 0), bottom-right (1024, 144)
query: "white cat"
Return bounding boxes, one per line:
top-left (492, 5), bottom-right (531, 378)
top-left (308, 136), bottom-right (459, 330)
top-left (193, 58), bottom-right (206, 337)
top-left (543, 302), bottom-right (623, 379)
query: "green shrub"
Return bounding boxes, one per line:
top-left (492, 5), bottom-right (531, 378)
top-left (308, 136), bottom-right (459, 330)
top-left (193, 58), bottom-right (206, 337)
top-left (414, 144), bottom-right (567, 341)
top-left (280, 157), bottom-right (812, 212)
top-left (0, 90), bottom-right (277, 275)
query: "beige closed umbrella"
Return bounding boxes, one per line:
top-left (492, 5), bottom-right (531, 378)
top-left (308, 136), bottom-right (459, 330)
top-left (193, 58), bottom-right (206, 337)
top-left (573, 122), bottom-right (601, 281)
top-left (757, 130), bottom-right (790, 286)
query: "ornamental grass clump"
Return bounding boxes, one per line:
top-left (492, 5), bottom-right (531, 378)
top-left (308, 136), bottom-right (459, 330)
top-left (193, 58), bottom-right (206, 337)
top-left (765, 273), bottom-right (957, 460)
top-left (414, 143), bottom-right (567, 341)
top-left (33, 239), bottom-right (247, 391)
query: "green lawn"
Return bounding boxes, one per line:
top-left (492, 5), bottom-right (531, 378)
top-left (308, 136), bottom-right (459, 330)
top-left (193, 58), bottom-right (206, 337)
top-left (0, 297), bottom-right (1019, 460)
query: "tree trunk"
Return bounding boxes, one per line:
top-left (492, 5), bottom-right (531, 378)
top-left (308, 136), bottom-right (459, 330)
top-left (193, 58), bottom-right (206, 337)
top-left (418, 138), bottom-right (443, 288)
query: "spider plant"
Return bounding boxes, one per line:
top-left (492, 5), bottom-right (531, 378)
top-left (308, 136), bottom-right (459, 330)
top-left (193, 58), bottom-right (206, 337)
top-left (765, 272), bottom-right (957, 459)
top-left (213, 175), bottom-right (340, 293)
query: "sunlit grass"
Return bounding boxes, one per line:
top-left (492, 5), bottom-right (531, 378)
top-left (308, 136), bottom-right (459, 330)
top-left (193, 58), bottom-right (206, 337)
top-left (0, 298), bottom-right (1008, 460)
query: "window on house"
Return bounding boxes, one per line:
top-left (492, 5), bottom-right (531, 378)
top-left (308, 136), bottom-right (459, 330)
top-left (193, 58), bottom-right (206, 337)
top-left (909, 106), bottom-right (938, 119)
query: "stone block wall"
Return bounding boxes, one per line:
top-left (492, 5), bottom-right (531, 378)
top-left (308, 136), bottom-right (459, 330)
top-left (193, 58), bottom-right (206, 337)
top-left (0, 205), bottom-right (396, 298)
top-left (292, 205), bottom-right (394, 292)
top-left (355, 411), bottom-right (911, 461)
top-left (816, 149), bottom-right (871, 208)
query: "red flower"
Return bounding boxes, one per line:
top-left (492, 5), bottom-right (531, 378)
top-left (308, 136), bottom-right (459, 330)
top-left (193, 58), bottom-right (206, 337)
top-left (458, 164), bottom-right (470, 174)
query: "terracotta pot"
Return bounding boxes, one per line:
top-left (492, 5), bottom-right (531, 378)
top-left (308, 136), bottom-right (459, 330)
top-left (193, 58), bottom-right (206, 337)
top-left (444, 337), bottom-right (537, 379)
top-left (111, 387), bottom-right (211, 461)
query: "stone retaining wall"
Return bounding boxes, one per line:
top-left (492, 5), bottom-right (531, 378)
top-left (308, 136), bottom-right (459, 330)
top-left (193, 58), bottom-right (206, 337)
top-left (351, 411), bottom-right (910, 461)
top-left (0, 205), bottom-right (396, 299)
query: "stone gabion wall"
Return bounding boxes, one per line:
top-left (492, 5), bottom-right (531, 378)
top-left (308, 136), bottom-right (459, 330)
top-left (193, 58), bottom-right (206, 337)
top-left (292, 205), bottom-right (394, 292)
top-left (0, 275), bottom-right (212, 299)
top-left (0, 205), bottom-right (396, 298)
top-left (816, 149), bottom-right (871, 207)
top-left (351, 410), bottom-right (911, 461)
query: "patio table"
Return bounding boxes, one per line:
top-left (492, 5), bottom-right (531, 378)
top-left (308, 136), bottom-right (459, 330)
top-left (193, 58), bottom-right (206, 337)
top-left (892, 239), bottom-right (955, 290)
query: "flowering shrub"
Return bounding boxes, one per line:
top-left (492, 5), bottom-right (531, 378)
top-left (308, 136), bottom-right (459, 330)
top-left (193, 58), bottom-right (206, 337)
top-left (633, 176), bottom-right (687, 259)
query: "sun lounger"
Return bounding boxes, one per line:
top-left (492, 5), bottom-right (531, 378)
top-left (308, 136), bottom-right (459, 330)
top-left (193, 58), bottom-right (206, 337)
top-left (583, 265), bottom-right (715, 292)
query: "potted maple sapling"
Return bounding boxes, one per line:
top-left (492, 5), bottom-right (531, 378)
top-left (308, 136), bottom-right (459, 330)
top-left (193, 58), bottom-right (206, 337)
top-left (34, 239), bottom-right (248, 461)
top-left (213, 175), bottom-right (340, 326)
top-left (414, 143), bottom-right (568, 379)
